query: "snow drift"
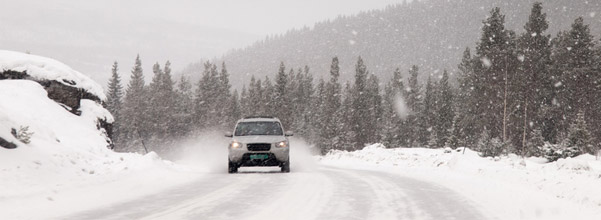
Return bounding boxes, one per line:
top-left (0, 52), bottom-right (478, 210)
top-left (320, 144), bottom-right (601, 219)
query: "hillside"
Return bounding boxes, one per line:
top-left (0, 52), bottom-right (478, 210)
top-left (183, 0), bottom-right (601, 88)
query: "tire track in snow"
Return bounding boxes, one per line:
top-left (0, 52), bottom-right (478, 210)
top-left (64, 166), bottom-right (490, 220)
top-left (64, 173), bottom-right (262, 220)
top-left (318, 167), bottom-right (418, 220)
top-left (349, 168), bottom-right (490, 220)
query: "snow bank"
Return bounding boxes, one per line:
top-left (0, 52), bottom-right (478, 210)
top-left (0, 50), bottom-right (106, 100)
top-left (320, 144), bottom-right (601, 219)
top-left (0, 55), bottom-right (198, 219)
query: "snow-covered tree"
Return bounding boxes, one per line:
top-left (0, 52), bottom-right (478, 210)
top-left (273, 62), bottom-right (291, 127)
top-left (564, 111), bottom-right (593, 154)
top-left (420, 76), bottom-right (436, 146)
top-left (105, 61), bottom-right (123, 144)
top-left (321, 57), bottom-right (343, 151)
top-left (525, 128), bottom-right (545, 157)
top-left (436, 70), bottom-right (454, 147)
top-left (174, 75), bottom-right (194, 136)
top-left (404, 65), bottom-right (422, 147)
top-left (350, 57), bottom-right (371, 150)
top-left (120, 55), bottom-right (146, 151)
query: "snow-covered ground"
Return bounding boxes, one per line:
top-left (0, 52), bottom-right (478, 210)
top-left (2, 50), bottom-right (600, 219)
top-left (320, 144), bottom-right (601, 220)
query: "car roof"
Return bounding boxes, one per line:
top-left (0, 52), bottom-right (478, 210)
top-left (237, 117), bottom-right (281, 123)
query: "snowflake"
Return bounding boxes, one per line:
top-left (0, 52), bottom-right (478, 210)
top-left (481, 57), bottom-right (492, 67)
top-left (554, 81), bottom-right (562, 87)
top-left (518, 55), bottom-right (525, 62)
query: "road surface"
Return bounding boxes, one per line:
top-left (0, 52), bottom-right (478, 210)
top-left (65, 166), bottom-right (489, 220)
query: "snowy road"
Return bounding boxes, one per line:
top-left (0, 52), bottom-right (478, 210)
top-left (66, 166), bottom-right (488, 220)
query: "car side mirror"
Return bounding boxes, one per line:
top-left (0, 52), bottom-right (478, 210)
top-left (285, 131), bottom-right (294, 137)
top-left (224, 131), bottom-right (233, 138)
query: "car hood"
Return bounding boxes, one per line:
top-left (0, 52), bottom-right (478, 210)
top-left (232, 135), bottom-right (287, 144)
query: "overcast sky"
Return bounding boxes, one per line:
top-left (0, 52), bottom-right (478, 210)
top-left (1, 0), bottom-right (403, 85)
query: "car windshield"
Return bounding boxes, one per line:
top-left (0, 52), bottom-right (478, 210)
top-left (234, 121), bottom-right (283, 136)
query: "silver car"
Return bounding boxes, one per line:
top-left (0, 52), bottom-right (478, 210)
top-left (225, 116), bottom-right (292, 173)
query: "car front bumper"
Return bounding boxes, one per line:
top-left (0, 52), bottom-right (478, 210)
top-left (229, 144), bottom-right (289, 166)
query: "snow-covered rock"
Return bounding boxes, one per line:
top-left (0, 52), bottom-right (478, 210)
top-left (0, 50), bottom-right (106, 101)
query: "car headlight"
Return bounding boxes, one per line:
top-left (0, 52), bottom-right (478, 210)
top-left (230, 141), bottom-right (242, 148)
top-left (277, 141), bottom-right (288, 148)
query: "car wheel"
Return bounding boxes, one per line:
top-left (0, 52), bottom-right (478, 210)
top-left (228, 160), bottom-right (238, 173)
top-left (281, 160), bottom-right (290, 173)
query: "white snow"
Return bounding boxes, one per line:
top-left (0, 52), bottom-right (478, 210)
top-left (0, 69), bottom-right (196, 219)
top-left (320, 144), bottom-right (601, 220)
top-left (2, 50), bottom-right (600, 219)
top-left (0, 50), bottom-right (106, 100)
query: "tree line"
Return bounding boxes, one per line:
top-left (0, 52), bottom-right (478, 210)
top-left (105, 2), bottom-right (600, 158)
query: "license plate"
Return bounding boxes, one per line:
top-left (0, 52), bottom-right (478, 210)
top-left (250, 154), bottom-right (268, 160)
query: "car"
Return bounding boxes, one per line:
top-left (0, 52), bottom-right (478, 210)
top-left (225, 116), bottom-right (293, 173)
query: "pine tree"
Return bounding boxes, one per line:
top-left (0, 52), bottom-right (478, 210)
top-left (445, 115), bottom-right (461, 149)
top-left (160, 61), bottom-right (176, 137)
top-left (525, 128), bottom-right (545, 157)
top-left (263, 76), bottom-right (275, 115)
top-left (381, 83), bottom-right (396, 148)
top-left (273, 62), bottom-right (291, 127)
top-left (517, 2), bottom-right (553, 154)
top-left (226, 90), bottom-right (241, 127)
top-left (322, 57), bottom-right (343, 151)
top-left (339, 82), bottom-right (357, 150)
top-left (174, 75), bottom-right (194, 137)
top-left (366, 74), bottom-right (383, 144)
top-left (473, 7), bottom-right (517, 143)
top-left (194, 61), bottom-right (221, 129)
top-left (476, 128), bottom-right (491, 153)
top-left (313, 78), bottom-right (327, 154)
top-left (551, 17), bottom-right (599, 146)
top-left (218, 62), bottom-right (233, 127)
top-left (350, 57), bottom-right (370, 150)
top-left (147, 62), bottom-right (164, 138)
top-left (105, 61), bottom-right (123, 144)
top-left (246, 76), bottom-right (260, 116)
top-left (381, 67), bottom-right (407, 148)
top-left (404, 65), bottom-right (422, 146)
top-left (564, 111), bottom-right (594, 154)
top-left (239, 85), bottom-right (250, 117)
top-left (436, 70), bottom-right (454, 147)
top-left (292, 66), bottom-right (314, 138)
top-left (456, 47), bottom-right (479, 148)
top-left (286, 68), bottom-right (298, 128)
top-left (121, 55), bottom-right (146, 151)
top-left (420, 76), bottom-right (436, 146)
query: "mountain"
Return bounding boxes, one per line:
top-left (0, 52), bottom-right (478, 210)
top-left (183, 0), bottom-right (601, 88)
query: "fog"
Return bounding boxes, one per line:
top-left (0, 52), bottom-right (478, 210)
top-left (1, 0), bottom-right (403, 87)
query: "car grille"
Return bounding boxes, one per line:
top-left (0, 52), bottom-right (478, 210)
top-left (247, 143), bottom-right (271, 151)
